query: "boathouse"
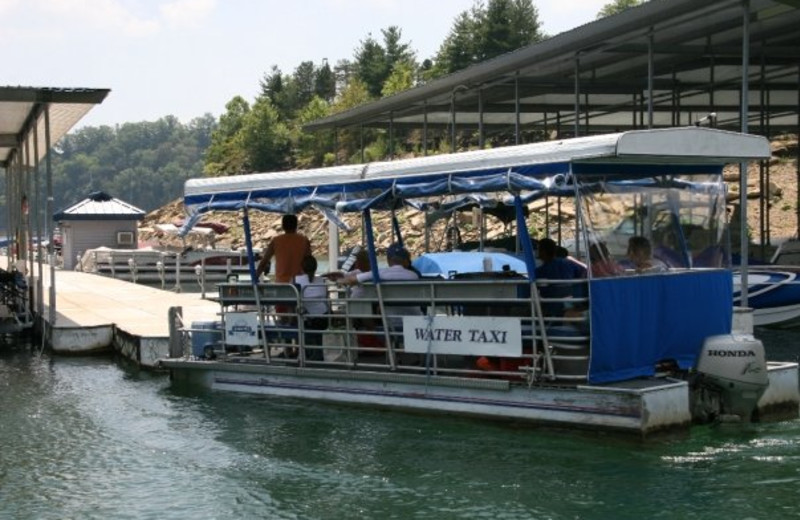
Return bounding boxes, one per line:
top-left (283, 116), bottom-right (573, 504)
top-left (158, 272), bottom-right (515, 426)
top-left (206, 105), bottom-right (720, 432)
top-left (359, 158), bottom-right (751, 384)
top-left (54, 191), bottom-right (145, 270)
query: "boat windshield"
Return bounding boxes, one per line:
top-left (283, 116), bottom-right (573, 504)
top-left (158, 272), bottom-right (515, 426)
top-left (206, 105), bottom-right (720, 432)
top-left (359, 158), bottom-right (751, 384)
top-left (576, 172), bottom-right (728, 273)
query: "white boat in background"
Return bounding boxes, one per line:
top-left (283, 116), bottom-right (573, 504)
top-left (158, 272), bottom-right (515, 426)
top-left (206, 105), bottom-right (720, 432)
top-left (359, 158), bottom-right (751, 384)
top-left (771, 239), bottom-right (800, 265)
top-left (734, 267), bottom-right (800, 329)
top-left (77, 245), bottom-right (254, 293)
top-left (159, 128), bottom-right (800, 437)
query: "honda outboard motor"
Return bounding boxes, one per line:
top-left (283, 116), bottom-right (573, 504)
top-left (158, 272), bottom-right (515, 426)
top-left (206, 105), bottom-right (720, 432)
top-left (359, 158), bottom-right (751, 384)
top-left (693, 334), bottom-right (769, 422)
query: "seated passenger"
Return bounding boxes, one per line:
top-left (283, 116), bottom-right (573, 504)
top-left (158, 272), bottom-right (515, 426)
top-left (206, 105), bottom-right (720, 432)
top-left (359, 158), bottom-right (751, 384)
top-left (588, 241), bottom-right (622, 278)
top-left (294, 255), bottom-right (329, 361)
top-left (556, 245), bottom-right (588, 274)
top-left (627, 236), bottom-right (668, 274)
top-left (343, 243), bottom-right (421, 320)
top-left (328, 249), bottom-right (385, 349)
top-left (535, 238), bottom-right (587, 315)
top-left (341, 244), bottom-right (422, 356)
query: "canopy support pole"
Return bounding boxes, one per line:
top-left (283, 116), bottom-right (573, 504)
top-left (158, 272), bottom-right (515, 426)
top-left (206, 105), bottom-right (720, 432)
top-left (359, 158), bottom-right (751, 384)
top-left (242, 207), bottom-right (271, 362)
top-left (738, 0), bottom-right (750, 307)
top-left (363, 209), bottom-right (397, 370)
top-left (45, 104), bottom-right (56, 326)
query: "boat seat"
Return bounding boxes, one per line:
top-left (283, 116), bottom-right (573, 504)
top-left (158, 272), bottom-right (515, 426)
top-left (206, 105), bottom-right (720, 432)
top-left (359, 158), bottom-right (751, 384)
top-left (693, 246), bottom-right (724, 267)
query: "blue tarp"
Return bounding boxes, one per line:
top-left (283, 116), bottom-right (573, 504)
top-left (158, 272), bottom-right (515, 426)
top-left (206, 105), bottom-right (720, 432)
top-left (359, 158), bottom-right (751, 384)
top-left (413, 251), bottom-right (529, 278)
top-left (588, 270), bottom-right (732, 383)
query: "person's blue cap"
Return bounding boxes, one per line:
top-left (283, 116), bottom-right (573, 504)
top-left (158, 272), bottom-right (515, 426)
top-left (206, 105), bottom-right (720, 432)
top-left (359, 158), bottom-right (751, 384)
top-left (386, 242), bottom-right (410, 260)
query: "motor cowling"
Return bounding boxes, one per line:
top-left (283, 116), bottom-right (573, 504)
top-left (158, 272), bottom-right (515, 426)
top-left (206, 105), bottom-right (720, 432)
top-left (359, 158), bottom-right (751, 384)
top-left (695, 334), bottom-right (769, 421)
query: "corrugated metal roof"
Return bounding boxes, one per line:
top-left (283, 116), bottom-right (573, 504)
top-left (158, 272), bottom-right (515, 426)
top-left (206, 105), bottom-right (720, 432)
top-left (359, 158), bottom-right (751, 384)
top-left (304, 0), bottom-right (800, 137)
top-left (53, 191), bottom-right (145, 221)
top-left (0, 86), bottom-right (109, 168)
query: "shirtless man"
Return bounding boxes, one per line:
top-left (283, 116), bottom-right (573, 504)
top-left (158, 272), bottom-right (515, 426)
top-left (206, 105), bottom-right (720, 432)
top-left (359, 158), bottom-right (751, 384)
top-left (256, 214), bottom-right (311, 283)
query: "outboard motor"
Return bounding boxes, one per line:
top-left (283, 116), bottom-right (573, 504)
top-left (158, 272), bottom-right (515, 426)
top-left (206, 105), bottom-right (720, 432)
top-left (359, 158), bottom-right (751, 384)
top-left (692, 334), bottom-right (769, 422)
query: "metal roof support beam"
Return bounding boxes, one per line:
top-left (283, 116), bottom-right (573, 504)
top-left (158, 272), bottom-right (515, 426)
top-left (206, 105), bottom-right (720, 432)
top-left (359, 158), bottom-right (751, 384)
top-left (423, 102), bottom-right (428, 157)
top-left (3, 164), bottom-right (8, 270)
top-left (648, 29), bottom-right (654, 128)
top-left (765, 87), bottom-right (771, 247)
top-left (584, 90), bottom-right (590, 135)
top-left (334, 128), bottom-right (340, 165)
top-left (33, 120), bottom-right (43, 318)
top-left (759, 56), bottom-right (767, 257)
top-left (24, 134), bottom-right (33, 297)
top-left (670, 70), bottom-right (676, 126)
top-left (45, 104), bottom-right (56, 325)
top-left (450, 88), bottom-right (457, 153)
top-left (389, 112), bottom-right (394, 160)
top-left (574, 55), bottom-right (580, 137)
top-left (739, 0), bottom-right (751, 307)
top-left (7, 151), bottom-right (16, 268)
top-left (515, 72), bottom-right (520, 145)
top-left (478, 89), bottom-right (485, 149)
top-left (796, 65), bottom-right (800, 239)
top-left (359, 125), bottom-right (364, 163)
top-left (556, 111), bottom-right (561, 139)
top-left (709, 37), bottom-right (717, 116)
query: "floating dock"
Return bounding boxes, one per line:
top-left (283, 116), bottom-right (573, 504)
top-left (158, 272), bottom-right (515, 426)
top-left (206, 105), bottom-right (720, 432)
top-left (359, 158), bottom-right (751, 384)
top-left (36, 264), bottom-right (218, 367)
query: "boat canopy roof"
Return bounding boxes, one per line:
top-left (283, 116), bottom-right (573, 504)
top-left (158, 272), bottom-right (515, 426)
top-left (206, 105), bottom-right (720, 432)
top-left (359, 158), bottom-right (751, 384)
top-left (181, 128), bottom-right (769, 233)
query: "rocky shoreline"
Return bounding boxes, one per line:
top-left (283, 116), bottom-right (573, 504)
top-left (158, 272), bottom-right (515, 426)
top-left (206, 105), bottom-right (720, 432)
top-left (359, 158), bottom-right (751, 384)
top-left (139, 137), bottom-right (798, 260)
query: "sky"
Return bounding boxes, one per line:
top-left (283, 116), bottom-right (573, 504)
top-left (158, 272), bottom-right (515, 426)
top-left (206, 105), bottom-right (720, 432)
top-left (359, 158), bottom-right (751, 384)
top-left (3, 0), bottom-right (611, 129)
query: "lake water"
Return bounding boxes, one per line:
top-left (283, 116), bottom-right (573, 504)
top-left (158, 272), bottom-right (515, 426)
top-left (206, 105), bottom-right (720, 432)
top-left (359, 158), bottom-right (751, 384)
top-left (1, 328), bottom-right (799, 519)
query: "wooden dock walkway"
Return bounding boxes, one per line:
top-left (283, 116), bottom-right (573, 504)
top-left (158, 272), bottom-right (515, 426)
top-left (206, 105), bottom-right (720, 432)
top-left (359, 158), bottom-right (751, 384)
top-left (27, 259), bottom-right (219, 367)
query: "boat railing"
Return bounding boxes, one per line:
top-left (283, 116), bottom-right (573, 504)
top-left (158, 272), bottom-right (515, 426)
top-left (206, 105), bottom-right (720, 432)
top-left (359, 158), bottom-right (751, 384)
top-left (202, 277), bottom-right (591, 384)
top-left (83, 249), bottom-right (252, 293)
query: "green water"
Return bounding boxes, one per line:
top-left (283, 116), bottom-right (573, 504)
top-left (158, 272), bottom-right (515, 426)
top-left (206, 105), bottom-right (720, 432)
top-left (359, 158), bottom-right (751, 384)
top-left (1, 330), bottom-right (799, 520)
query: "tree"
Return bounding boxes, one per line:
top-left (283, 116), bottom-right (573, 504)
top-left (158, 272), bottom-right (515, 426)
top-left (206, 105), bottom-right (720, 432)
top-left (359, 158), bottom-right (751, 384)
top-left (478, 0), bottom-right (542, 61)
top-left (205, 96), bottom-right (250, 176)
top-left (314, 59), bottom-right (336, 102)
top-left (293, 96), bottom-right (334, 168)
top-left (382, 60), bottom-right (416, 97)
top-left (239, 96), bottom-right (291, 172)
top-left (431, 0), bottom-right (542, 77)
top-left (292, 61), bottom-right (317, 109)
top-left (332, 78), bottom-right (372, 113)
top-left (354, 34), bottom-right (388, 98)
top-left (597, 0), bottom-right (644, 18)
top-left (383, 26), bottom-right (415, 73)
top-left (354, 27), bottom-right (417, 98)
top-left (479, 0), bottom-right (515, 61)
top-left (430, 12), bottom-right (477, 78)
top-left (509, 0), bottom-right (543, 48)
top-left (330, 79), bottom-right (374, 162)
top-left (260, 65), bottom-right (284, 102)
top-left (45, 116), bottom-right (211, 213)
top-left (333, 59), bottom-right (355, 95)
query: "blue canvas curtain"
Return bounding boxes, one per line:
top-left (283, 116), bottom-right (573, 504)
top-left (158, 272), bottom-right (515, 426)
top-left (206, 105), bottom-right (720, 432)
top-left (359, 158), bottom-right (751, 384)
top-left (588, 270), bottom-right (732, 383)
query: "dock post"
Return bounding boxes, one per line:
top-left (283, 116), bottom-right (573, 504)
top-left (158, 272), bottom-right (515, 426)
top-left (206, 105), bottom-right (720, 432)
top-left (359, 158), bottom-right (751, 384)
top-left (174, 254), bottom-right (181, 293)
top-left (168, 306), bottom-right (184, 358)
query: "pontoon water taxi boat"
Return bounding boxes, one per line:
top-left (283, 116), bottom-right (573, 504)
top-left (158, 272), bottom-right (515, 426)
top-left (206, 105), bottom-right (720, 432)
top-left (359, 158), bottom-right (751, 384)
top-left (160, 128), bottom-right (799, 437)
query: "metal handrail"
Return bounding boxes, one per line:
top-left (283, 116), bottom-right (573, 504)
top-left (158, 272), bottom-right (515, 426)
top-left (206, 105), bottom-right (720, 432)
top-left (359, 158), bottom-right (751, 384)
top-left (199, 277), bottom-right (592, 383)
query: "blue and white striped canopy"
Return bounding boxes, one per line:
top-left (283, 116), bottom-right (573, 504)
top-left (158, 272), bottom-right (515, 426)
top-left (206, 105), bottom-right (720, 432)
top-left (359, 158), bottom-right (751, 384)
top-left (180, 128), bottom-right (769, 234)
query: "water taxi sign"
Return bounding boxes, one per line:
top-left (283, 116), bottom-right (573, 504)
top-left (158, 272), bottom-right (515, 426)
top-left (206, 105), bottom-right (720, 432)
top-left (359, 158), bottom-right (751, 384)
top-left (403, 316), bottom-right (522, 356)
top-left (225, 312), bottom-right (259, 346)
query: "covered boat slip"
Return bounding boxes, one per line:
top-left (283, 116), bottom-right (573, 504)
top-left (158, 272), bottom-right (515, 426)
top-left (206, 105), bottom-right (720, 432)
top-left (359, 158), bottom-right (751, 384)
top-left (164, 128), bottom-right (800, 434)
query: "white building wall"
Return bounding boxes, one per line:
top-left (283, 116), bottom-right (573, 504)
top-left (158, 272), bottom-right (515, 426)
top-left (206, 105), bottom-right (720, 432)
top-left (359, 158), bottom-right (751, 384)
top-left (60, 220), bottom-right (138, 270)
